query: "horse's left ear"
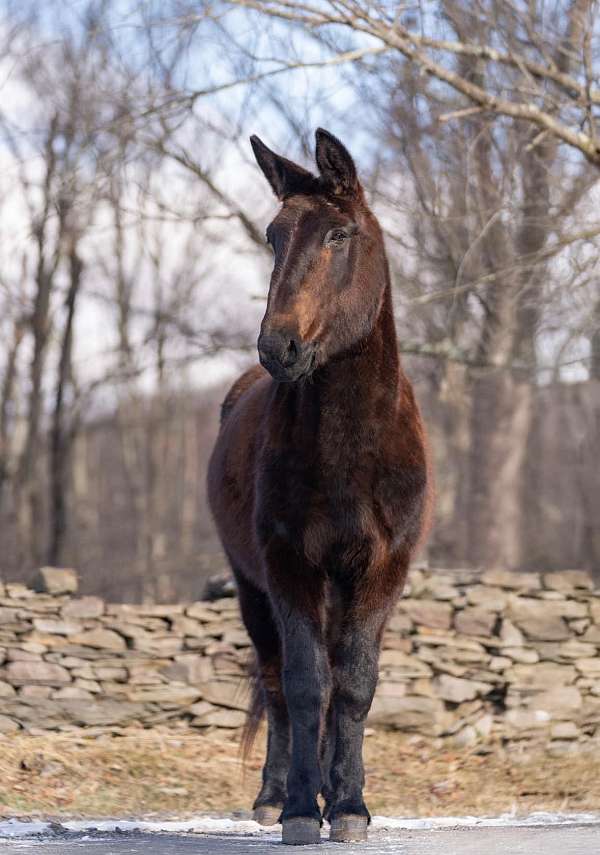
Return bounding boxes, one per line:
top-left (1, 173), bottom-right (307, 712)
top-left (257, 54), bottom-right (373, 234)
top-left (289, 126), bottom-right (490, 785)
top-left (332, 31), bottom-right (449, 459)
top-left (315, 128), bottom-right (360, 197)
top-left (250, 135), bottom-right (317, 199)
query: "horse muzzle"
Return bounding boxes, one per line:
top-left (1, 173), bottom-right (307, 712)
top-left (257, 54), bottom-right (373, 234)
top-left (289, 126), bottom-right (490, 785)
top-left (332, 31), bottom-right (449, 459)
top-left (258, 330), bottom-right (317, 382)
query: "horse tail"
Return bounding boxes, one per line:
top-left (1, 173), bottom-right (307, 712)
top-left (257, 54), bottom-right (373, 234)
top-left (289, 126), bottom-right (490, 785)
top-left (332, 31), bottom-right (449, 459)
top-left (241, 652), bottom-right (265, 763)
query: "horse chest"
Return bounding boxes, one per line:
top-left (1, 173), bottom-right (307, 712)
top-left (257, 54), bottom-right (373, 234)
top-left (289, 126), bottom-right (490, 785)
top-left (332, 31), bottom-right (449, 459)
top-left (256, 385), bottom-right (425, 571)
top-left (257, 446), bottom-right (402, 572)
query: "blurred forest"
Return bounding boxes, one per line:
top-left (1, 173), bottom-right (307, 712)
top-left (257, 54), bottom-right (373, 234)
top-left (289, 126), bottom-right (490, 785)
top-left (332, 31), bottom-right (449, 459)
top-left (0, 0), bottom-right (599, 601)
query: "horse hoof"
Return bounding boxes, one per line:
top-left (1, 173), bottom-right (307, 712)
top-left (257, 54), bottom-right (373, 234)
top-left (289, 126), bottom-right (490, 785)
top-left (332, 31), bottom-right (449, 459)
top-left (282, 817), bottom-right (321, 845)
top-left (253, 805), bottom-right (282, 826)
top-left (329, 814), bottom-right (368, 843)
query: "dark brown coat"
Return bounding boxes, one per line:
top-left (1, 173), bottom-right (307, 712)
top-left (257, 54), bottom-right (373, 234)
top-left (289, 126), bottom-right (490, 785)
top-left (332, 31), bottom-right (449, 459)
top-left (207, 129), bottom-right (431, 844)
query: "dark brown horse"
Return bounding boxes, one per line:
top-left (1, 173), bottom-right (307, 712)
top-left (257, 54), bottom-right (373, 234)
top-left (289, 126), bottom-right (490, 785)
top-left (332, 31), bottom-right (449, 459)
top-left (207, 129), bottom-right (430, 845)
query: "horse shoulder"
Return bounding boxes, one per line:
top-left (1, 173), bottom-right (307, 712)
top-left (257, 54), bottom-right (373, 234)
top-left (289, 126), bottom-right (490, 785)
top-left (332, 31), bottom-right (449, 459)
top-left (220, 364), bottom-right (269, 424)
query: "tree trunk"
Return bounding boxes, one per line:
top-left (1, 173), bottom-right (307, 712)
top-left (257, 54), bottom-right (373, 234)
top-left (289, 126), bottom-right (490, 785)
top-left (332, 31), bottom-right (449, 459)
top-left (14, 114), bottom-right (61, 568)
top-left (0, 319), bottom-right (25, 508)
top-left (15, 266), bottom-right (53, 567)
top-left (48, 245), bottom-right (82, 565)
top-left (591, 289), bottom-right (600, 381)
top-left (467, 370), bottom-right (533, 567)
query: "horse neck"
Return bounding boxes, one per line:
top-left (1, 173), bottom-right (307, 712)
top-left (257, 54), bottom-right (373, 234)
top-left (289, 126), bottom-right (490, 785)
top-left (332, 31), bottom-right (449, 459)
top-left (311, 281), bottom-right (403, 446)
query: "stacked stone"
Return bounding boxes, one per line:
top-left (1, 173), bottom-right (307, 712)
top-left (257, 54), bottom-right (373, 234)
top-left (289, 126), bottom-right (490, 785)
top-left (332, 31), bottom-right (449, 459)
top-left (0, 568), bottom-right (251, 733)
top-left (1, 566), bottom-right (600, 752)
top-left (372, 567), bottom-right (600, 753)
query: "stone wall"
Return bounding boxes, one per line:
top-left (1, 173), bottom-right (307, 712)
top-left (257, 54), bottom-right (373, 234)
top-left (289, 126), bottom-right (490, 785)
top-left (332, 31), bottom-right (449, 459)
top-left (1, 567), bottom-right (600, 753)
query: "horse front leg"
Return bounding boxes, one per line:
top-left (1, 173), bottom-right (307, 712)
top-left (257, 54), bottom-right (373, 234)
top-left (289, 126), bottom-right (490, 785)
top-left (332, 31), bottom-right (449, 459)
top-left (319, 701), bottom-right (336, 809)
top-left (327, 608), bottom-right (387, 843)
top-left (268, 559), bottom-right (330, 845)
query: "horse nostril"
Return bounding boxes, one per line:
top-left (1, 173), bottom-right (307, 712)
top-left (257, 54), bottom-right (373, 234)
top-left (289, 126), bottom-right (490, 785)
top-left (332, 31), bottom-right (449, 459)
top-left (258, 330), bottom-right (303, 373)
top-left (284, 339), bottom-right (299, 366)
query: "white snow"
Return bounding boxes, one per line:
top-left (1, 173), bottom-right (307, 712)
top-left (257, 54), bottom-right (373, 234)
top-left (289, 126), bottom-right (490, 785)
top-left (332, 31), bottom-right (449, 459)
top-left (1, 811), bottom-right (600, 839)
top-left (0, 821), bottom-right (51, 838)
top-left (372, 810), bottom-right (600, 829)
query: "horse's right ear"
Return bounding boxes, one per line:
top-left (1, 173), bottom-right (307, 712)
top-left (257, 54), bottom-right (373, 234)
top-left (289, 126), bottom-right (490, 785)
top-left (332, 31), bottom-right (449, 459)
top-left (315, 128), bottom-right (360, 198)
top-left (250, 135), bottom-right (317, 199)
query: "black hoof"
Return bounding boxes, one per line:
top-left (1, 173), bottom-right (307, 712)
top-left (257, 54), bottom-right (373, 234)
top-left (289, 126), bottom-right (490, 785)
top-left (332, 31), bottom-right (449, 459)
top-left (282, 817), bottom-right (322, 845)
top-left (329, 814), bottom-right (368, 843)
top-left (253, 804), bottom-right (282, 826)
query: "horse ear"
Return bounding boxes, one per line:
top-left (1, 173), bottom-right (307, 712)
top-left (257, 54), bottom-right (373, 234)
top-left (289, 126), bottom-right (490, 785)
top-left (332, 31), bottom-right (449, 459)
top-left (315, 128), bottom-right (360, 197)
top-left (250, 135), bottom-right (317, 200)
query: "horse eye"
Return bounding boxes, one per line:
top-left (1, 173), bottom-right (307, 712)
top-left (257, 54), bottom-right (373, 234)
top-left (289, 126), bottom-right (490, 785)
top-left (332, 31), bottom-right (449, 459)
top-left (327, 229), bottom-right (349, 245)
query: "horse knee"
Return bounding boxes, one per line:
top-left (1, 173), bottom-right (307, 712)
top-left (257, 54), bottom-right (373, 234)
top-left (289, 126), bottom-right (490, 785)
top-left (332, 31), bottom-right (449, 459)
top-left (334, 667), bottom-right (377, 720)
top-left (283, 669), bottom-right (327, 719)
top-left (340, 688), bottom-right (374, 720)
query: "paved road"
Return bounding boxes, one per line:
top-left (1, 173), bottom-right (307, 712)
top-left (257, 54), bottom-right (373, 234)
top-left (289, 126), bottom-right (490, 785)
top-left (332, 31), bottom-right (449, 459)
top-left (2, 824), bottom-right (599, 854)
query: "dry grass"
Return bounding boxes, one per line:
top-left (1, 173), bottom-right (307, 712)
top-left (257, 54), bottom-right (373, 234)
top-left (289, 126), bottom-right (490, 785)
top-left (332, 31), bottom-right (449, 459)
top-left (0, 727), bottom-right (598, 821)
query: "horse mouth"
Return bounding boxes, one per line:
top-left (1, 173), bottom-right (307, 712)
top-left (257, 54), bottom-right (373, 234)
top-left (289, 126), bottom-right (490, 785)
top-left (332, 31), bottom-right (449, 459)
top-left (261, 347), bottom-right (318, 384)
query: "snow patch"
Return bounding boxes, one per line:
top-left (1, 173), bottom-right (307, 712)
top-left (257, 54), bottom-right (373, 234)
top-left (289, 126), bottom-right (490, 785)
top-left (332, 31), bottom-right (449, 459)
top-left (372, 811), bottom-right (600, 830)
top-left (64, 816), bottom-right (273, 835)
top-left (1, 811), bottom-right (600, 839)
top-left (0, 820), bottom-right (52, 838)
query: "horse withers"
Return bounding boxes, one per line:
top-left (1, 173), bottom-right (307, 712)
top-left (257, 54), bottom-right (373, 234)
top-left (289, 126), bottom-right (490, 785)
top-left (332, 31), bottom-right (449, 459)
top-left (207, 129), bottom-right (431, 845)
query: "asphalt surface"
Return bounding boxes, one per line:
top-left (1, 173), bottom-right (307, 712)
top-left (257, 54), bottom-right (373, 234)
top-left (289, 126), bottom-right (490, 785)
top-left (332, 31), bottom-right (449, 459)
top-left (2, 824), bottom-right (599, 854)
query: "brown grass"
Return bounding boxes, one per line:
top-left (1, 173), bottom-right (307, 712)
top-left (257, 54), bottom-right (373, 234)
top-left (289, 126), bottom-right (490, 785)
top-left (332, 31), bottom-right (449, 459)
top-left (0, 727), bottom-right (598, 820)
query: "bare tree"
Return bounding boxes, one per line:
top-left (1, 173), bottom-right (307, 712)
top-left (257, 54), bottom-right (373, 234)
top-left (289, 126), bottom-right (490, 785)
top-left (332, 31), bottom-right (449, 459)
top-left (1, 0), bottom-right (599, 593)
top-left (352, 5), bottom-right (599, 566)
top-left (225, 0), bottom-right (600, 165)
top-left (172, 0), bottom-right (599, 570)
top-left (48, 239), bottom-right (83, 565)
